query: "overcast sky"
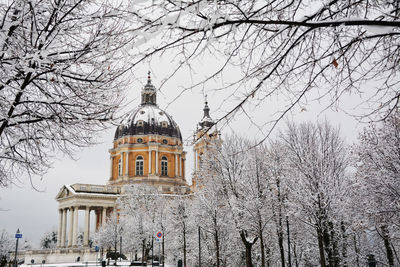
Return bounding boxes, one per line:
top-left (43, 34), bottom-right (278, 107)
top-left (0, 56), bottom-right (364, 247)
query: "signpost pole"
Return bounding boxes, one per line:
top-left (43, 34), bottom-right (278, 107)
top-left (198, 226), bottom-right (201, 267)
top-left (158, 242), bottom-right (160, 266)
top-left (14, 229), bottom-right (22, 267)
top-left (151, 236), bottom-right (154, 267)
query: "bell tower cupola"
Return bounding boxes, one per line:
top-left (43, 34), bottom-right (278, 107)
top-left (198, 95), bottom-right (214, 129)
top-left (141, 71), bottom-right (157, 105)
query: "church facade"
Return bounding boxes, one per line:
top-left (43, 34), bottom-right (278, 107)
top-left (24, 73), bottom-right (219, 264)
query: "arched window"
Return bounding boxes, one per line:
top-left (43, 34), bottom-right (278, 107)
top-left (136, 156), bottom-right (144, 176)
top-left (118, 157), bottom-right (122, 176)
top-left (161, 156), bottom-right (168, 176)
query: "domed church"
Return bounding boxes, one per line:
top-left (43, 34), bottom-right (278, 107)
top-left (26, 73), bottom-right (216, 263)
top-left (109, 72), bottom-right (189, 193)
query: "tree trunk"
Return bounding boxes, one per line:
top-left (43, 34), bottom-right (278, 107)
top-left (293, 242), bottom-right (299, 267)
top-left (325, 221), bottom-right (339, 267)
top-left (286, 216), bottom-right (292, 267)
top-left (183, 222), bottom-right (187, 267)
top-left (259, 226), bottom-right (265, 267)
top-left (317, 227), bottom-right (327, 267)
top-left (213, 213), bottom-right (220, 267)
top-left (353, 235), bottom-right (360, 267)
top-left (323, 224), bottom-right (332, 266)
top-left (142, 239), bottom-right (145, 265)
top-left (215, 228), bottom-right (220, 267)
top-left (341, 222), bottom-right (347, 267)
top-left (266, 246), bottom-right (271, 267)
top-left (381, 225), bottom-right (394, 267)
top-left (277, 225), bottom-right (285, 267)
top-left (240, 229), bottom-right (258, 267)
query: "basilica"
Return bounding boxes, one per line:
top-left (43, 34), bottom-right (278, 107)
top-left (24, 73), bottom-right (219, 263)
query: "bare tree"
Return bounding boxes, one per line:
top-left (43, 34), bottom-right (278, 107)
top-left (125, 0), bottom-right (400, 140)
top-left (0, 0), bottom-right (132, 187)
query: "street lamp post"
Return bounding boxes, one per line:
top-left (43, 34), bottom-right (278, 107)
top-left (119, 236), bottom-right (122, 262)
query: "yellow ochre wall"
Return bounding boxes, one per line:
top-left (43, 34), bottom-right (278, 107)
top-left (110, 135), bottom-right (184, 181)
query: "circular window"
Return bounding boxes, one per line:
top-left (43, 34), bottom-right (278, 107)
top-left (140, 110), bottom-right (145, 114)
top-left (162, 139), bottom-right (168, 144)
top-left (159, 111), bottom-right (164, 115)
top-left (137, 138), bottom-right (143, 143)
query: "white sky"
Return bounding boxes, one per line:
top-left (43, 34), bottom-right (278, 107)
top-left (0, 55), bottom-right (365, 247)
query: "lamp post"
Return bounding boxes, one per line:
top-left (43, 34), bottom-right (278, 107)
top-left (14, 229), bottom-right (22, 267)
top-left (119, 235), bottom-right (122, 262)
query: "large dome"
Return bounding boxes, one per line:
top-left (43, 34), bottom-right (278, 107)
top-left (114, 73), bottom-right (182, 141)
top-left (114, 104), bottom-right (182, 140)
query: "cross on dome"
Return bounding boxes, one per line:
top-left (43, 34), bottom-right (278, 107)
top-left (147, 71), bottom-right (151, 84)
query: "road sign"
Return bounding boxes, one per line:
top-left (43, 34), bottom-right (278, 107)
top-left (155, 238), bottom-right (162, 243)
top-left (15, 233), bottom-right (22, 239)
top-left (156, 232), bottom-right (162, 238)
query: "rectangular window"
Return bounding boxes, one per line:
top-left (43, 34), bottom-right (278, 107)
top-left (136, 161), bottom-right (144, 176)
top-left (161, 161), bottom-right (168, 176)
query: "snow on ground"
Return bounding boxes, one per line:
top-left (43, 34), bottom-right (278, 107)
top-left (21, 262), bottom-right (172, 267)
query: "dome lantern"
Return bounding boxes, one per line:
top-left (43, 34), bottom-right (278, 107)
top-left (141, 71), bottom-right (157, 105)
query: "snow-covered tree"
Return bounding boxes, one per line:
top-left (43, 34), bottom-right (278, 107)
top-left (166, 195), bottom-right (196, 267)
top-left (118, 184), bottom-right (166, 264)
top-left (193, 174), bottom-right (233, 267)
top-left (352, 110), bottom-right (400, 266)
top-left (281, 121), bottom-right (350, 267)
top-left (197, 135), bottom-right (281, 267)
top-left (124, 0), bottom-right (400, 138)
top-left (93, 212), bottom-right (123, 264)
top-left (0, 229), bottom-right (12, 267)
top-left (40, 230), bottom-right (57, 249)
top-left (0, 0), bottom-right (132, 187)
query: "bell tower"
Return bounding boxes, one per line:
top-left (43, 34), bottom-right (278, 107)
top-left (191, 96), bottom-right (220, 190)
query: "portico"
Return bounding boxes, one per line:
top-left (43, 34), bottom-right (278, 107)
top-left (55, 184), bottom-right (119, 248)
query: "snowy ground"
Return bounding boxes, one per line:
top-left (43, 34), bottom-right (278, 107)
top-left (20, 262), bottom-right (171, 267)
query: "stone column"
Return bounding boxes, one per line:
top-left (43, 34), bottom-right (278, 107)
top-left (68, 207), bottom-right (74, 247)
top-left (84, 206), bottom-right (90, 246)
top-left (57, 209), bottom-right (63, 247)
top-left (180, 156), bottom-right (183, 177)
top-left (61, 208), bottom-right (67, 247)
top-left (182, 158), bottom-right (185, 178)
top-left (125, 152), bottom-right (129, 176)
top-left (175, 154), bottom-right (178, 177)
top-left (95, 210), bottom-right (100, 231)
top-left (148, 150), bottom-right (152, 174)
top-left (102, 207), bottom-right (107, 226)
top-left (110, 156), bottom-right (113, 180)
top-left (193, 150), bottom-right (196, 171)
top-left (72, 206), bottom-right (79, 247)
top-left (155, 150), bottom-right (159, 175)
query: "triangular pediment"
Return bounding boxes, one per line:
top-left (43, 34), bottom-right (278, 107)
top-left (55, 185), bottom-right (74, 200)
